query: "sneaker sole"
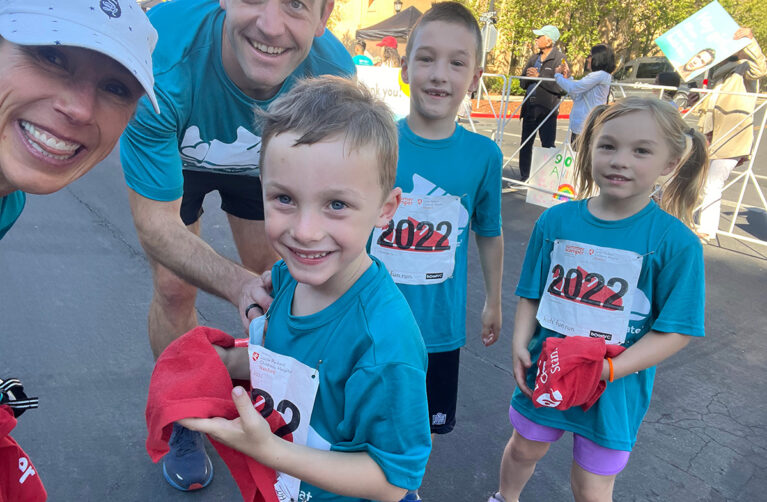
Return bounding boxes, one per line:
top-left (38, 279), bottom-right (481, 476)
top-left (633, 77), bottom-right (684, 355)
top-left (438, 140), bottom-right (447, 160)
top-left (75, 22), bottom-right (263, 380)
top-left (162, 456), bottom-right (214, 491)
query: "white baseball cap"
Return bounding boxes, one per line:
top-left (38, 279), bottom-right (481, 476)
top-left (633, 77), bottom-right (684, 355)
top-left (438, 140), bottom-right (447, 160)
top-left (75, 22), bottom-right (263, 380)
top-left (0, 0), bottom-right (160, 113)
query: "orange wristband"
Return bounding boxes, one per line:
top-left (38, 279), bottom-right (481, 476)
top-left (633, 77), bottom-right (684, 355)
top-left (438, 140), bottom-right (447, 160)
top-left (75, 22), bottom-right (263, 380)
top-left (607, 357), bottom-right (614, 383)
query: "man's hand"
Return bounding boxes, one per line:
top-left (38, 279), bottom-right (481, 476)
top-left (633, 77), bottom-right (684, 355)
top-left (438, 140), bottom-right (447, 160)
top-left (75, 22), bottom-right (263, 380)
top-left (238, 270), bottom-right (273, 331)
top-left (179, 387), bottom-right (274, 458)
top-left (526, 67), bottom-right (539, 78)
top-left (734, 27), bottom-right (754, 40)
top-left (480, 303), bottom-right (501, 347)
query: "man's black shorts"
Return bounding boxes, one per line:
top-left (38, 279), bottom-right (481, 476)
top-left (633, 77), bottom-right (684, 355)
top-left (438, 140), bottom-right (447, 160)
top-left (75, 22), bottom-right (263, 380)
top-left (426, 348), bottom-right (460, 435)
top-left (180, 170), bottom-right (264, 225)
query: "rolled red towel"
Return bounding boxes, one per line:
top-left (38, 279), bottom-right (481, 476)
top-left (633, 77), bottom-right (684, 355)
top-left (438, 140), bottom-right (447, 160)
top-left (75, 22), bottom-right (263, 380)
top-left (533, 336), bottom-right (626, 411)
top-left (146, 326), bottom-right (291, 502)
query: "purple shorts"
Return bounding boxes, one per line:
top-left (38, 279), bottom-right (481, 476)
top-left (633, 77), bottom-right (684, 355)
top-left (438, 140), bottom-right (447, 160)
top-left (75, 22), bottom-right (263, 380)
top-left (509, 406), bottom-right (630, 476)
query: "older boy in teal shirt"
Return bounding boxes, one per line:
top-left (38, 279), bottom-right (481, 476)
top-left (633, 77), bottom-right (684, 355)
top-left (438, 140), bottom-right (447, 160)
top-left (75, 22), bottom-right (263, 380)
top-left (368, 3), bottom-right (504, 498)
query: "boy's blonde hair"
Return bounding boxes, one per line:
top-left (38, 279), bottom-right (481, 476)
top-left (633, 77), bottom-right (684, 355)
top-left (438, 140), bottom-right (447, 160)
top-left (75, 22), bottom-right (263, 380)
top-left (405, 2), bottom-right (483, 66)
top-left (575, 97), bottom-right (709, 228)
top-left (258, 76), bottom-right (398, 194)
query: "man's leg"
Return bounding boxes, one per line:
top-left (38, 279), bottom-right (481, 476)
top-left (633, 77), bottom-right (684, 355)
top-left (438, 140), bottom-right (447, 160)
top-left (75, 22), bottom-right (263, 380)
top-left (219, 173), bottom-right (279, 275)
top-left (154, 170), bottom-right (214, 491)
top-left (698, 158), bottom-right (739, 239)
top-left (519, 116), bottom-right (539, 182)
top-left (227, 215), bottom-right (280, 275)
top-left (539, 109), bottom-right (558, 149)
top-left (147, 219), bottom-right (202, 360)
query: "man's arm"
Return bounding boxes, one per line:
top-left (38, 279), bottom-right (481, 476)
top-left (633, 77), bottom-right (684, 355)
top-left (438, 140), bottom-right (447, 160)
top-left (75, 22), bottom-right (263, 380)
top-left (127, 189), bottom-right (272, 325)
top-left (475, 233), bottom-right (504, 346)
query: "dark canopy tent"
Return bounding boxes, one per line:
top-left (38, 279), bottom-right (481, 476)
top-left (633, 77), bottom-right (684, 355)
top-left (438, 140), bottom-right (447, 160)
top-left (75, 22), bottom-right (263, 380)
top-left (355, 6), bottom-right (423, 41)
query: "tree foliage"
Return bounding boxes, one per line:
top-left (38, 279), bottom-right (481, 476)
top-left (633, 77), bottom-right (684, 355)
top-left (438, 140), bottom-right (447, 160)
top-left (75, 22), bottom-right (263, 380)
top-left (460, 0), bottom-right (766, 77)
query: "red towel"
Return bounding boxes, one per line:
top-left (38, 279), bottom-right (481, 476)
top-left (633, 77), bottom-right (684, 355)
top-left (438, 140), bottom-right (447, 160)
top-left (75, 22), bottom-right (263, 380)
top-left (533, 336), bottom-right (626, 411)
top-left (0, 405), bottom-right (47, 502)
top-left (146, 326), bottom-right (290, 502)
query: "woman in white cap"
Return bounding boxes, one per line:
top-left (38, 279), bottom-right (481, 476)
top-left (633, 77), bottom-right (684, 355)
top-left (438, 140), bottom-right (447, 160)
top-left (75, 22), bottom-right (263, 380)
top-left (0, 0), bottom-right (159, 240)
top-left (0, 2), bottom-right (157, 498)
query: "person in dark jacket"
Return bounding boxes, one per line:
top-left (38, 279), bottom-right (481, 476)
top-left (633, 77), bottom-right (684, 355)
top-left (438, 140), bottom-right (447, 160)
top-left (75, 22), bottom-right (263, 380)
top-left (518, 25), bottom-right (565, 181)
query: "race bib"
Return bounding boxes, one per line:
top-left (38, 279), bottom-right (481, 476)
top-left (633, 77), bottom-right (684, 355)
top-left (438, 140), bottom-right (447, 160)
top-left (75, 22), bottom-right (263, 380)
top-left (370, 194), bottom-right (461, 285)
top-left (248, 316), bottom-right (319, 501)
top-left (537, 240), bottom-right (643, 344)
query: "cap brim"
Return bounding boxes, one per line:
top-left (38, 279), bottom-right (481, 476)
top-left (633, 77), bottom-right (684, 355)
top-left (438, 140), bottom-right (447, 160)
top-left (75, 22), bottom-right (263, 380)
top-left (0, 13), bottom-right (160, 114)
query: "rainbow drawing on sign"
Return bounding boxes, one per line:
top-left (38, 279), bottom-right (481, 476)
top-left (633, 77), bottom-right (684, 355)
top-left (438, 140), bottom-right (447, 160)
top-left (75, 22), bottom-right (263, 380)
top-left (553, 184), bottom-right (575, 201)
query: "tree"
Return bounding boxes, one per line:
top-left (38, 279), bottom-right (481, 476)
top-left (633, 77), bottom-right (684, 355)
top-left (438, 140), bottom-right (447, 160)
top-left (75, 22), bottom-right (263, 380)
top-left (460, 0), bottom-right (765, 82)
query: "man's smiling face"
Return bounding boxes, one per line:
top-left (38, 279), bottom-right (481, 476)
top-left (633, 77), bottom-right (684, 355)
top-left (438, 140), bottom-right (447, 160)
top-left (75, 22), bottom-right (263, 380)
top-left (219, 0), bottom-right (333, 100)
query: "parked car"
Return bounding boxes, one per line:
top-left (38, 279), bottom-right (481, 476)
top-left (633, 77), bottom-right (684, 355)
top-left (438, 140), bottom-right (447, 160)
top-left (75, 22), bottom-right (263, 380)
top-left (612, 56), bottom-right (700, 107)
top-left (612, 56), bottom-right (674, 85)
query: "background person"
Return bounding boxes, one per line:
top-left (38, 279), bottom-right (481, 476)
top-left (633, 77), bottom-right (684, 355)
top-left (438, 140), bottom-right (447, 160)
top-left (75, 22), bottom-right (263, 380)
top-left (554, 44), bottom-right (615, 147)
top-left (518, 25), bottom-right (565, 181)
top-left (378, 36), bottom-right (401, 68)
top-left (118, 0), bottom-right (354, 491)
top-left (353, 39), bottom-right (373, 66)
top-left (696, 27), bottom-right (766, 242)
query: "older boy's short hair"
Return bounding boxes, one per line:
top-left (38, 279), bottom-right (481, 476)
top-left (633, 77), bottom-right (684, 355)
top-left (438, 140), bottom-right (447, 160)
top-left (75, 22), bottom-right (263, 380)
top-left (405, 2), bottom-right (483, 66)
top-left (257, 76), bottom-right (398, 193)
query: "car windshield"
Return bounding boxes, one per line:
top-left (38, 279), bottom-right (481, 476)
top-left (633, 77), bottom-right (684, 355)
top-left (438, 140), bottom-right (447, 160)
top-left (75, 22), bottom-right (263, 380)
top-left (636, 62), bottom-right (670, 79)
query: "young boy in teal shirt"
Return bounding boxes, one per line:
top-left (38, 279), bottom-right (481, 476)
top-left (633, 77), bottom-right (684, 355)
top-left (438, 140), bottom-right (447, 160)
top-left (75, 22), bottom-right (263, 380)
top-left (369, 3), bottom-right (504, 498)
top-left (180, 76), bottom-right (432, 502)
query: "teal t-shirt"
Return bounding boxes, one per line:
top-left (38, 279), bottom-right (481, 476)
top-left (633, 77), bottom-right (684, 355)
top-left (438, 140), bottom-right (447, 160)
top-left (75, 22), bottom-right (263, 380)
top-left (265, 258), bottom-right (431, 500)
top-left (119, 0), bottom-right (355, 201)
top-left (352, 54), bottom-right (373, 66)
top-left (512, 199), bottom-right (705, 451)
top-left (383, 119), bottom-right (503, 352)
top-left (0, 191), bottom-right (25, 240)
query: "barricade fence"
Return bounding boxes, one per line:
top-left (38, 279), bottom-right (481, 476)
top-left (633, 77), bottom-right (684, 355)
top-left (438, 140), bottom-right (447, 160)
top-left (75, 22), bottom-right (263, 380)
top-left (486, 76), bottom-right (767, 247)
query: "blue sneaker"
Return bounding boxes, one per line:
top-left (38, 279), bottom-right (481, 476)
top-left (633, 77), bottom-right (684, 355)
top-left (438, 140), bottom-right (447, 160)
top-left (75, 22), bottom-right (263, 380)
top-left (162, 424), bottom-right (214, 491)
top-left (400, 490), bottom-right (422, 501)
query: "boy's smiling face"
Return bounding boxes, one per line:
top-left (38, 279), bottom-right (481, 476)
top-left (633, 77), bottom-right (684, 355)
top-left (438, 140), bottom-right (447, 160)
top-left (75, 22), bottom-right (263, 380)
top-left (401, 20), bottom-right (482, 127)
top-left (262, 132), bottom-right (400, 297)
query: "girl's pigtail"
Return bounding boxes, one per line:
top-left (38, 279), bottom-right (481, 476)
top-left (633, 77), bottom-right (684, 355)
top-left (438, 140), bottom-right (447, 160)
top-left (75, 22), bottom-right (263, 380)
top-left (660, 129), bottom-right (709, 228)
top-left (574, 104), bottom-right (609, 200)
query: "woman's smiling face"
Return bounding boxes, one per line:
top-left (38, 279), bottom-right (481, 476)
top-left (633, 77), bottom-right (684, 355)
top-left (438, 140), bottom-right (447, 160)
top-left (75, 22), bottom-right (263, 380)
top-left (0, 40), bottom-right (143, 196)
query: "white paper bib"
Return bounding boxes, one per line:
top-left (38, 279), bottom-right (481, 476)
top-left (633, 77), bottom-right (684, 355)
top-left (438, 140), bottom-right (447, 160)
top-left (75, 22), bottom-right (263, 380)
top-left (370, 194), bottom-right (461, 285)
top-left (537, 240), bottom-right (643, 344)
top-left (248, 316), bottom-right (319, 501)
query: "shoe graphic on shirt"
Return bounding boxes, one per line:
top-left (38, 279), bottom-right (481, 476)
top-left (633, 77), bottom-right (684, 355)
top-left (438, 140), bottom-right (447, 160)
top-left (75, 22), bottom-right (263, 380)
top-left (409, 174), bottom-right (469, 231)
top-left (180, 125), bottom-right (261, 173)
top-left (536, 389), bottom-right (563, 408)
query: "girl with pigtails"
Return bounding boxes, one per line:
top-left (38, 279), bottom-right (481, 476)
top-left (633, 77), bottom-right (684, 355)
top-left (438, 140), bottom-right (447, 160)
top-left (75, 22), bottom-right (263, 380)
top-left (490, 97), bottom-right (708, 502)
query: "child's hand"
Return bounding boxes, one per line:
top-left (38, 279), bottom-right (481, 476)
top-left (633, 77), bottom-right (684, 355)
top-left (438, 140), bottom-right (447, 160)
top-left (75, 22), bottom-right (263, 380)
top-left (480, 304), bottom-right (502, 347)
top-left (512, 346), bottom-right (533, 398)
top-left (178, 387), bottom-right (274, 458)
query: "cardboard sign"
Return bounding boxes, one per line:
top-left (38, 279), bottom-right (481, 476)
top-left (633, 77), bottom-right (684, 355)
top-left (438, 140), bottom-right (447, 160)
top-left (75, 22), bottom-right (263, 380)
top-left (525, 143), bottom-right (578, 208)
top-left (356, 66), bottom-right (410, 119)
top-left (654, 1), bottom-right (749, 82)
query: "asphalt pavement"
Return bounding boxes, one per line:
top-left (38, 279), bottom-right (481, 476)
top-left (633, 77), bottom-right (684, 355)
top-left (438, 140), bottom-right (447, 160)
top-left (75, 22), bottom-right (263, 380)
top-left (2, 123), bottom-right (767, 501)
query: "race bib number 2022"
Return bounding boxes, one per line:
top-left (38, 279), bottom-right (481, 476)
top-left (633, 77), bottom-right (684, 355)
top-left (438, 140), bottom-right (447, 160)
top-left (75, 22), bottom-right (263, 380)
top-left (370, 194), bottom-right (462, 285)
top-left (536, 240), bottom-right (643, 344)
